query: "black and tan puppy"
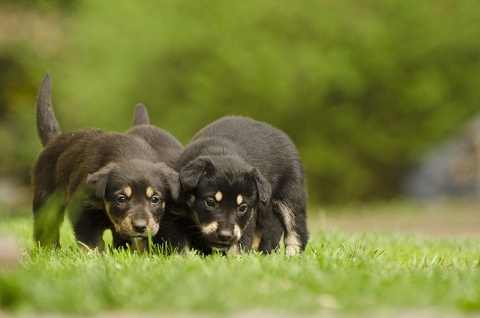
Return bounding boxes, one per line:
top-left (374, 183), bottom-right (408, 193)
top-left (127, 104), bottom-right (186, 250)
top-left (176, 116), bottom-right (308, 256)
top-left (32, 73), bottom-right (180, 250)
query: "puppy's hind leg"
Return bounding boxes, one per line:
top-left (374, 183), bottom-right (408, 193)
top-left (273, 199), bottom-right (308, 256)
top-left (33, 191), bottom-right (65, 247)
top-left (256, 203), bottom-right (283, 253)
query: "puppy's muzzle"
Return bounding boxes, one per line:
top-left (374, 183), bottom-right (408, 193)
top-left (202, 222), bottom-right (242, 250)
top-left (116, 215), bottom-right (159, 240)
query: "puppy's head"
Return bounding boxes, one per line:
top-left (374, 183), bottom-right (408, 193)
top-left (87, 160), bottom-right (180, 241)
top-left (179, 156), bottom-right (271, 251)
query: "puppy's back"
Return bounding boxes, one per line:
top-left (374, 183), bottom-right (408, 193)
top-left (127, 125), bottom-right (183, 167)
top-left (191, 116), bottom-right (304, 178)
top-left (34, 129), bottom-right (160, 195)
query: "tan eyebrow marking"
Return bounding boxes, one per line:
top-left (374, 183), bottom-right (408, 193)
top-left (124, 186), bottom-right (132, 198)
top-left (215, 191), bottom-right (223, 202)
top-left (236, 194), bottom-right (243, 205)
top-left (146, 186), bottom-right (154, 198)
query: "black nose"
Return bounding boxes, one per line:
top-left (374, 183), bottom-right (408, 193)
top-left (217, 228), bottom-right (233, 242)
top-left (132, 220), bottom-right (147, 233)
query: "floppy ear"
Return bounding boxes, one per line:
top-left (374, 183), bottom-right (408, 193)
top-left (156, 163), bottom-right (181, 202)
top-left (251, 168), bottom-right (272, 205)
top-left (86, 163), bottom-right (117, 199)
top-left (179, 157), bottom-right (214, 191)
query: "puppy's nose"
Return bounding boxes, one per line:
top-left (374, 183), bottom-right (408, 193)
top-left (217, 228), bottom-right (233, 241)
top-left (132, 220), bottom-right (148, 233)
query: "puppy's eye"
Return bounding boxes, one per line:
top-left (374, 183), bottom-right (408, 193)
top-left (150, 196), bottom-right (160, 204)
top-left (238, 204), bottom-right (248, 213)
top-left (115, 195), bottom-right (127, 204)
top-left (205, 198), bottom-right (215, 208)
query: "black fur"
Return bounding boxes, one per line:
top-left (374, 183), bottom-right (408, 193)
top-left (32, 73), bottom-right (181, 251)
top-left (176, 116), bottom-right (308, 256)
top-left (35, 73), bottom-right (61, 147)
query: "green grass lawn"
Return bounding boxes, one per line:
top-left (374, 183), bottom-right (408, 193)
top-left (1, 203), bottom-right (480, 316)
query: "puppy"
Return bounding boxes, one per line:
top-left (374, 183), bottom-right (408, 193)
top-left (127, 104), bottom-right (187, 251)
top-left (32, 73), bottom-right (180, 250)
top-left (176, 116), bottom-right (308, 256)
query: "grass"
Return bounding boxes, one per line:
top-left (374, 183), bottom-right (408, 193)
top-left (1, 203), bottom-right (480, 316)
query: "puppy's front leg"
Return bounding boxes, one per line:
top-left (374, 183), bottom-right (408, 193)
top-left (33, 190), bottom-right (65, 248)
top-left (72, 207), bottom-right (110, 251)
top-left (228, 220), bottom-right (255, 256)
top-left (256, 203), bottom-right (283, 253)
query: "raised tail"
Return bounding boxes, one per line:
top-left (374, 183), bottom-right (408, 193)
top-left (36, 73), bottom-right (61, 147)
top-left (132, 103), bottom-right (150, 126)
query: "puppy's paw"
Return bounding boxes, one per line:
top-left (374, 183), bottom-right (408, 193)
top-left (285, 245), bottom-right (301, 257)
top-left (284, 233), bottom-right (302, 257)
top-left (227, 244), bottom-right (243, 259)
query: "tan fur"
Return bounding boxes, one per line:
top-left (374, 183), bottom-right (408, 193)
top-left (236, 194), bottom-right (243, 205)
top-left (146, 186), bottom-right (154, 198)
top-left (124, 186), bottom-right (132, 198)
top-left (202, 221), bottom-right (219, 235)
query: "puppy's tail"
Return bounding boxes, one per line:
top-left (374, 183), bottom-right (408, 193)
top-left (36, 73), bottom-right (61, 147)
top-left (132, 103), bottom-right (150, 126)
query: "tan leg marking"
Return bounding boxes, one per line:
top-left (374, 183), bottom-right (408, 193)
top-left (273, 200), bottom-right (295, 233)
top-left (273, 200), bottom-right (301, 256)
top-left (253, 230), bottom-right (262, 250)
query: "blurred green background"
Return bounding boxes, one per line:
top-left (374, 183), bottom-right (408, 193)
top-left (1, 0), bottom-right (479, 205)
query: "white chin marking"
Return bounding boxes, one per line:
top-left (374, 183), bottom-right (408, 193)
top-left (202, 221), bottom-right (219, 235)
top-left (236, 195), bottom-right (243, 205)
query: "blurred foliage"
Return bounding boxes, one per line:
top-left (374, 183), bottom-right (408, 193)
top-left (0, 0), bottom-right (479, 203)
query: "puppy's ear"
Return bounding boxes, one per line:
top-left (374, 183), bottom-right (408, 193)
top-left (179, 157), bottom-right (214, 191)
top-left (251, 168), bottom-right (272, 205)
top-left (86, 163), bottom-right (117, 199)
top-left (156, 163), bottom-right (181, 202)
